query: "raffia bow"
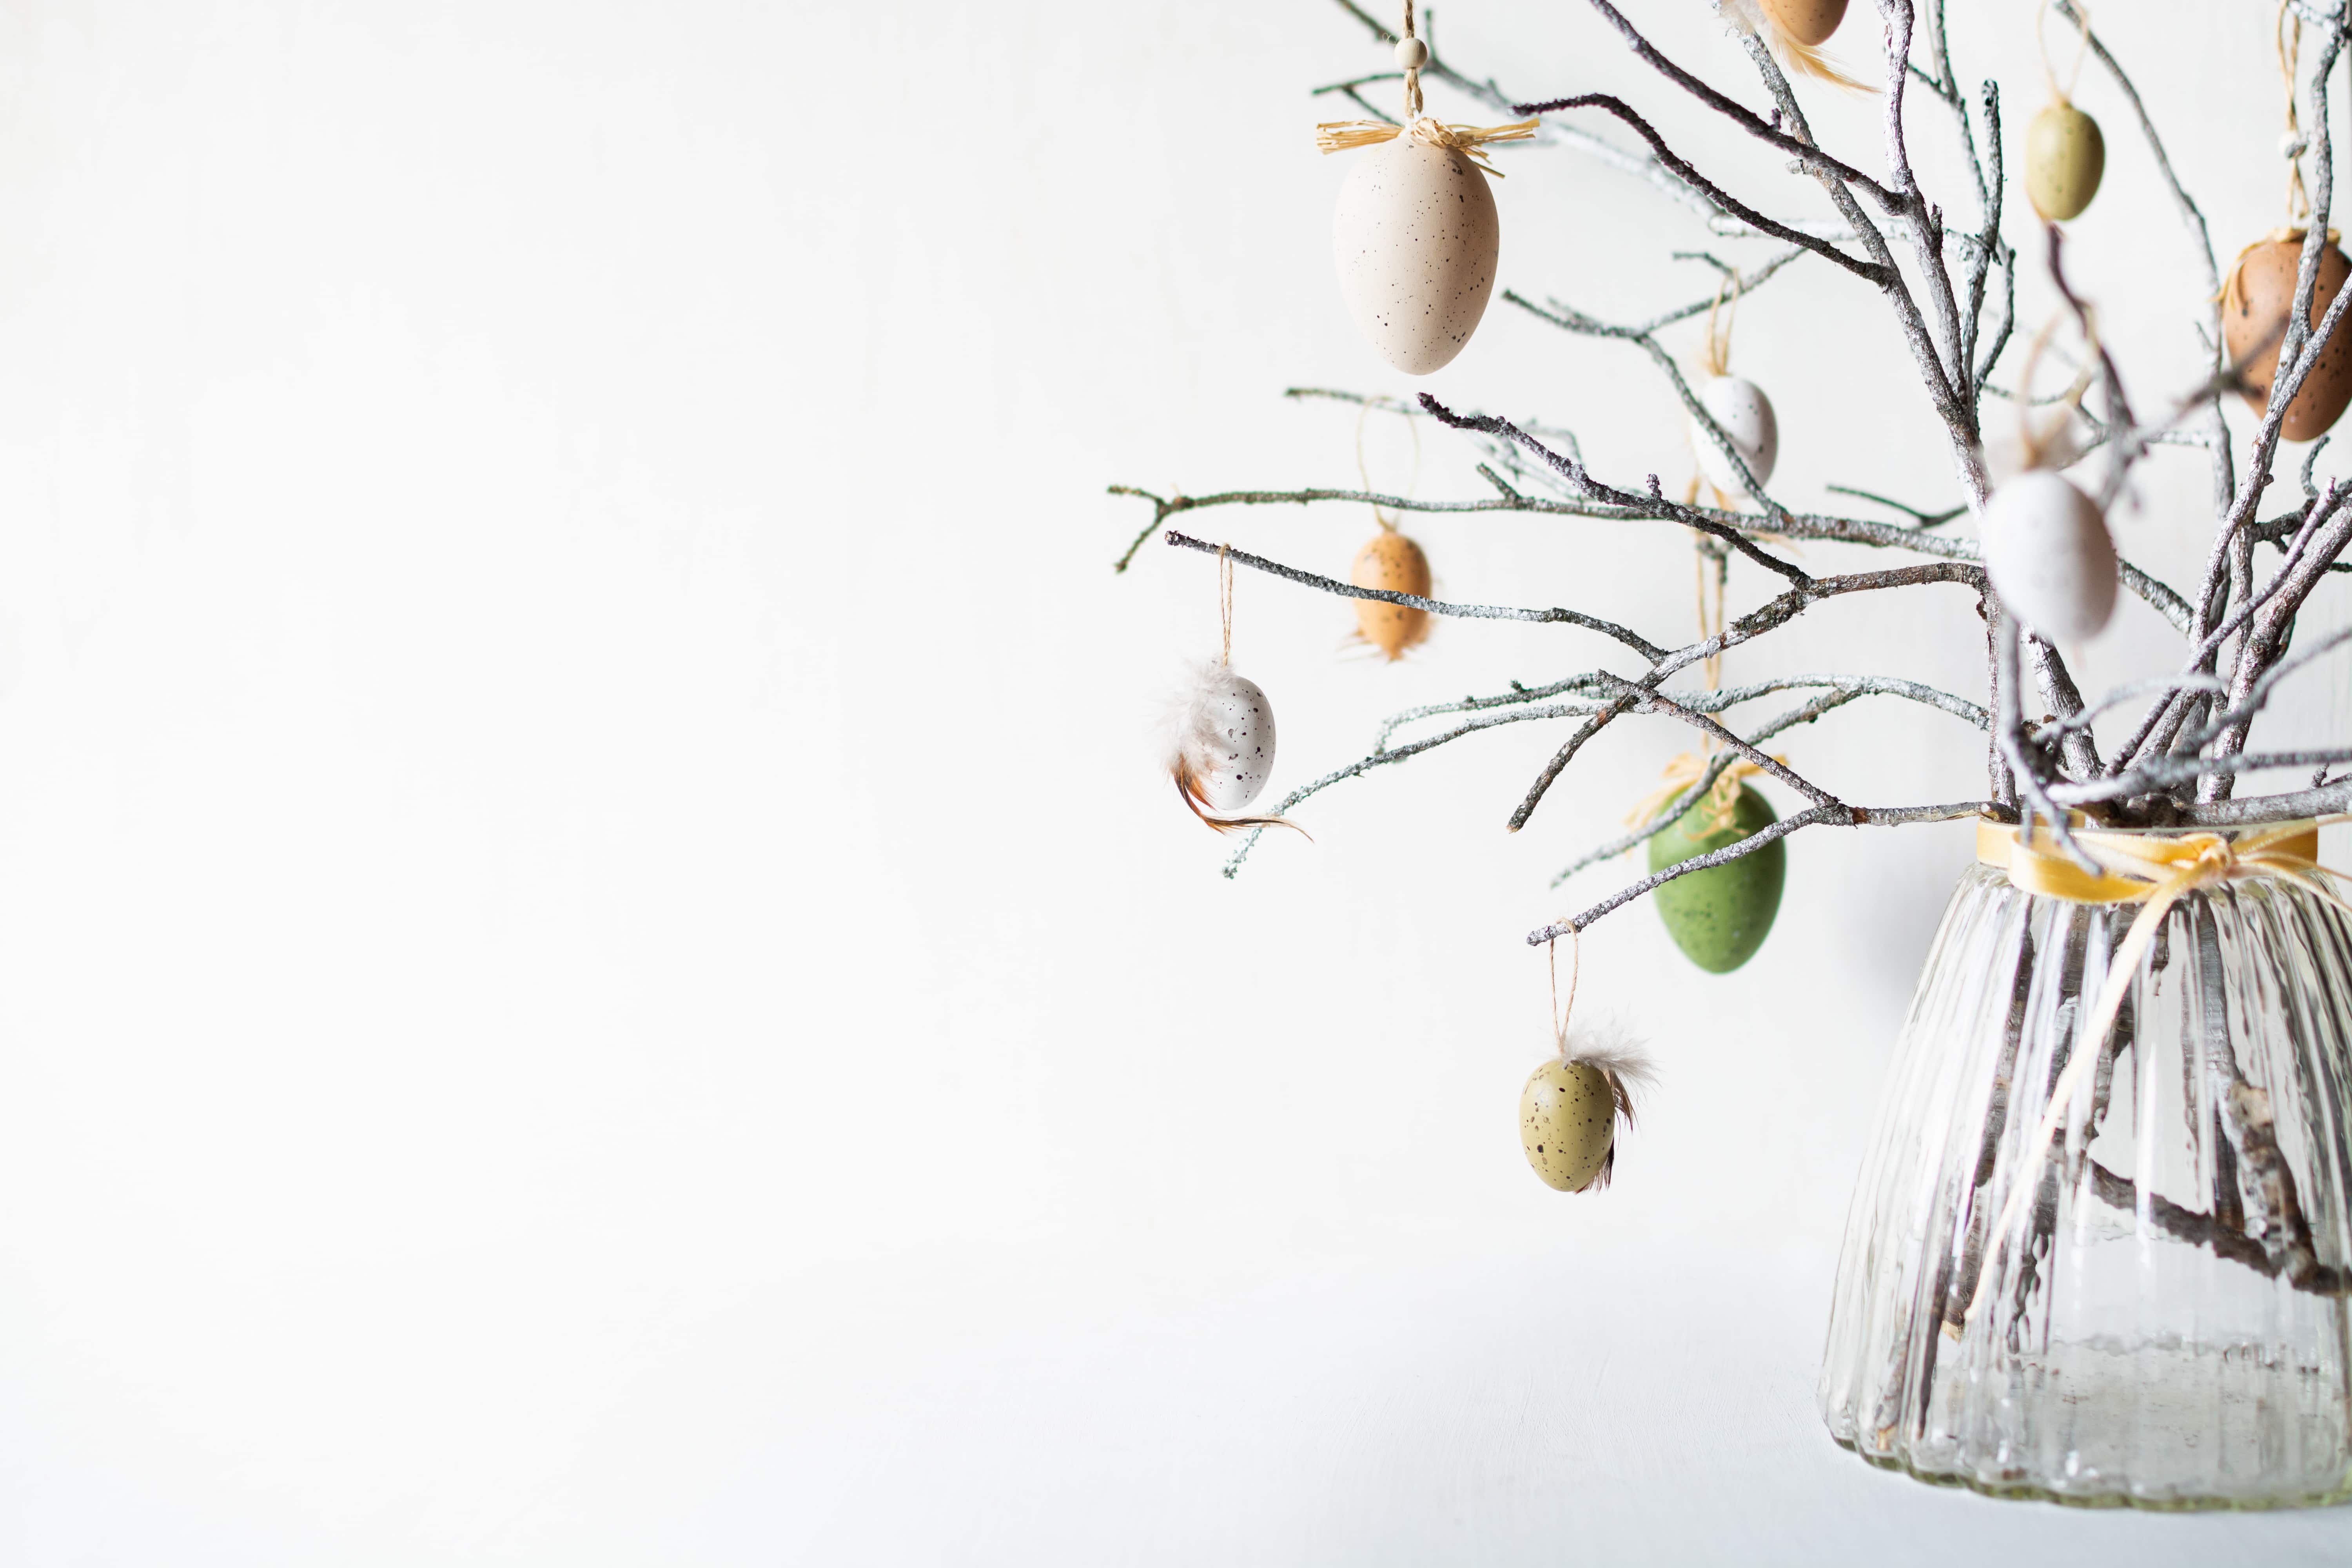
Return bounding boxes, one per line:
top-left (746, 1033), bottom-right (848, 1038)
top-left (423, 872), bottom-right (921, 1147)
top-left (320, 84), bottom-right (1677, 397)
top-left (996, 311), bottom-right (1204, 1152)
top-left (1962, 814), bottom-right (2352, 1326)
top-left (1314, 114), bottom-right (1539, 174)
top-left (1625, 750), bottom-right (1782, 839)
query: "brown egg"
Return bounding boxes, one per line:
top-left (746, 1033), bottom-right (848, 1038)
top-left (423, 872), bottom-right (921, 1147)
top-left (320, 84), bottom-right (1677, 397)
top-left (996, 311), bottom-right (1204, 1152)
top-left (2223, 234), bottom-right (2352, 442)
top-left (1350, 530), bottom-right (1431, 659)
top-left (1760, 0), bottom-right (1846, 47)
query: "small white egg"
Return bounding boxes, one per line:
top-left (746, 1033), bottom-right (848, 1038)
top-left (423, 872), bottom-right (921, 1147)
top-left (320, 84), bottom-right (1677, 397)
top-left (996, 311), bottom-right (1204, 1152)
top-left (1332, 135), bottom-right (1501, 376)
top-left (1690, 374), bottom-right (1779, 498)
top-left (1981, 470), bottom-right (2118, 642)
top-left (1173, 664), bottom-right (1276, 813)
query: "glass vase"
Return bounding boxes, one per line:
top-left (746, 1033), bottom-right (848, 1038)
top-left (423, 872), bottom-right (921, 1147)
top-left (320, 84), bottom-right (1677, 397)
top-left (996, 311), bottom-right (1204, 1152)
top-left (1819, 838), bottom-right (2352, 1508)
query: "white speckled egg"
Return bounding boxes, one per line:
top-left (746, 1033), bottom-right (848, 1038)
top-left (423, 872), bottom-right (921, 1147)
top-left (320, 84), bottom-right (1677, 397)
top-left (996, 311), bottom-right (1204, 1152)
top-left (1690, 374), bottom-right (1779, 497)
top-left (1173, 663), bottom-right (1276, 813)
top-left (1982, 470), bottom-right (2117, 642)
top-left (1519, 1059), bottom-right (1616, 1192)
top-left (1332, 135), bottom-right (1500, 376)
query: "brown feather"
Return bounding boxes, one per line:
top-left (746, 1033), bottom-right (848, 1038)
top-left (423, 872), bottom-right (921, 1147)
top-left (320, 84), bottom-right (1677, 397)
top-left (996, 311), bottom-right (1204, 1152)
top-left (1171, 758), bottom-right (1312, 838)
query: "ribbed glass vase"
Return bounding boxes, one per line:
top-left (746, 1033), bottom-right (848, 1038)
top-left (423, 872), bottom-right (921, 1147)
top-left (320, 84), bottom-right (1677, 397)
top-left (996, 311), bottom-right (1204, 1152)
top-left (1820, 842), bottom-right (2352, 1508)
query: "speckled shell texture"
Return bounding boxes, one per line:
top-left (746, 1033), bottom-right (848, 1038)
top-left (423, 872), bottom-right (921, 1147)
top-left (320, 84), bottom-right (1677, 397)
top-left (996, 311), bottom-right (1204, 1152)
top-left (1647, 784), bottom-right (1785, 974)
top-left (1349, 531), bottom-right (1431, 658)
top-left (1759, 0), bottom-right (1846, 47)
top-left (1981, 470), bottom-right (2117, 642)
top-left (1519, 1059), bottom-right (1615, 1192)
top-left (1175, 665), bottom-right (1276, 812)
top-left (2224, 237), bottom-right (2352, 441)
top-left (1690, 374), bottom-right (1779, 496)
top-left (1332, 136), bottom-right (1499, 376)
top-left (2024, 100), bottom-right (2104, 222)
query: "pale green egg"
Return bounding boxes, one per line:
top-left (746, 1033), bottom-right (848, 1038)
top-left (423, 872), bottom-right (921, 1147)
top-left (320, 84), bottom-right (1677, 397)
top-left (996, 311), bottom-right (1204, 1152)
top-left (2025, 99), bottom-right (2104, 222)
top-left (1519, 1059), bottom-right (1615, 1192)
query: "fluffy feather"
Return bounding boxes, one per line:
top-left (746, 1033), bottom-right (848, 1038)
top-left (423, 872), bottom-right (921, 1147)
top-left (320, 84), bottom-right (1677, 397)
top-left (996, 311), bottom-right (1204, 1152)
top-left (1719, 0), bottom-right (1875, 93)
top-left (1562, 1017), bottom-right (1654, 1188)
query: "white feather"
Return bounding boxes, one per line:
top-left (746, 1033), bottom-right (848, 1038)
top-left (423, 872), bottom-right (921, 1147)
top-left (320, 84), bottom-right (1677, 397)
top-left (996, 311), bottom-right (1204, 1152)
top-left (1563, 1015), bottom-right (1655, 1123)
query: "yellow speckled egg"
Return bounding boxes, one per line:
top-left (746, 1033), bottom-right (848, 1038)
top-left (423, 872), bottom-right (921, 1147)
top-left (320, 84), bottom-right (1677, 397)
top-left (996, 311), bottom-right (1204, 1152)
top-left (1350, 530), bottom-right (1431, 659)
top-left (2025, 99), bottom-right (2104, 222)
top-left (1519, 1059), bottom-right (1616, 1192)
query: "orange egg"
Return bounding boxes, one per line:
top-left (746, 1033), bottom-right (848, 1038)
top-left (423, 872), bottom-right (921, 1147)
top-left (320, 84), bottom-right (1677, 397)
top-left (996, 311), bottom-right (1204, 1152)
top-left (1350, 530), bottom-right (1431, 659)
top-left (2223, 234), bottom-right (2352, 442)
top-left (1760, 0), bottom-right (1846, 47)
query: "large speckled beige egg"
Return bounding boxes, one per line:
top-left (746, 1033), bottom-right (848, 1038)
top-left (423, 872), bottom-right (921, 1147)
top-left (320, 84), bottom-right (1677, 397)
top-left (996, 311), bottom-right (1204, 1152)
top-left (1691, 374), bottom-right (1779, 497)
top-left (1332, 136), bottom-right (1500, 376)
top-left (1519, 1058), bottom-right (1616, 1192)
top-left (1982, 471), bottom-right (2116, 642)
top-left (1350, 531), bottom-right (1431, 659)
top-left (2025, 100), bottom-right (2104, 222)
top-left (1174, 665), bottom-right (1276, 812)
top-left (1760, 0), bottom-right (1846, 47)
top-left (2224, 234), bottom-right (2352, 441)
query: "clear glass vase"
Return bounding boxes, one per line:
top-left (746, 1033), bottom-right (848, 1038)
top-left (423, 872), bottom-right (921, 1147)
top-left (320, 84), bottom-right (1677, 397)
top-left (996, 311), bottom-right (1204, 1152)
top-left (1819, 839), bottom-right (2352, 1508)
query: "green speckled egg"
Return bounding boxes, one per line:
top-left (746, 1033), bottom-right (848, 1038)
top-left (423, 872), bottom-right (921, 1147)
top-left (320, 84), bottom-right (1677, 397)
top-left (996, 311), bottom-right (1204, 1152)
top-left (2025, 99), bottom-right (2104, 222)
top-left (1646, 782), bottom-right (1785, 973)
top-left (1519, 1058), bottom-right (1615, 1192)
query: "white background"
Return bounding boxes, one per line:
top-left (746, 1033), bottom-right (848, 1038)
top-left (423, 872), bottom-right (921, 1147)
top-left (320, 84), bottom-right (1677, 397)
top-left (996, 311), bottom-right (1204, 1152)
top-left (0, 0), bottom-right (2350, 1562)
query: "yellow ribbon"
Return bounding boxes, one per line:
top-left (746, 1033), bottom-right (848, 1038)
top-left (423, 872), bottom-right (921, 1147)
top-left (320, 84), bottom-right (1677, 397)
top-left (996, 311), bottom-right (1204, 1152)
top-left (1625, 751), bottom-right (1782, 838)
top-left (1314, 115), bottom-right (1540, 174)
top-left (1962, 813), bottom-right (2352, 1326)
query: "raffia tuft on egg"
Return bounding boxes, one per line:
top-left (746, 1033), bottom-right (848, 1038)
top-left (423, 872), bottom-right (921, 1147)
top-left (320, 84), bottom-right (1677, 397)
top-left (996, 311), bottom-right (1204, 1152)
top-left (1981, 469), bottom-right (2118, 643)
top-left (1519, 1022), bottom-right (1653, 1193)
top-left (1168, 661), bottom-right (1290, 832)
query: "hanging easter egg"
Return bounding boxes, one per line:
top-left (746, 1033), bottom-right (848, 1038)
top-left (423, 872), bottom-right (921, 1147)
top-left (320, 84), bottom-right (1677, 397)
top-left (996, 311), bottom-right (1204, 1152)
top-left (1520, 1060), bottom-right (1616, 1192)
top-left (1331, 133), bottom-right (1501, 375)
top-left (1980, 470), bottom-right (2118, 642)
top-left (1759, 0), bottom-right (1846, 47)
top-left (1350, 530), bottom-right (1431, 659)
top-left (2223, 232), bottom-right (2352, 441)
top-left (1647, 783), bottom-right (1785, 973)
top-left (2024, 99), bottom-right (2104, 221)
top-left (1168, 661), bottom-right (1279, 828)
top-left (1519, 1026), bottom-right (1652, 1193)
top-left (1691, 374), bottom-right (1779, 498)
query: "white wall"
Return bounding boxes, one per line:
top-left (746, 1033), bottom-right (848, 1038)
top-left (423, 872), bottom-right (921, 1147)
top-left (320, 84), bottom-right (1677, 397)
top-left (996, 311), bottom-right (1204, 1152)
top-left (0, 1), bottom-right (2347, 1562)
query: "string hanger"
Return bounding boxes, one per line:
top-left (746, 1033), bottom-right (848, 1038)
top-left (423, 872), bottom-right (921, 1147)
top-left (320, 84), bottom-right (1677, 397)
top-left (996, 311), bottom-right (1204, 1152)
top-left (2013, 313), bottom-right (2095, 472)
top-left (2279, 0), bottom-right (2312, 225)
top-left (1312, 0), bottom-right (1538, 170)
top-left (1355, 401), bottom-right (1423, 534)
top-left (1548, 924), bottom-right (1581, 1056)
top-left (1218, 543), bottom-right (1234, 667)
top-left (1700, 269), bottom-right (1742, 381)
top-left (2036, 0), bottom-right (2091, 105)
